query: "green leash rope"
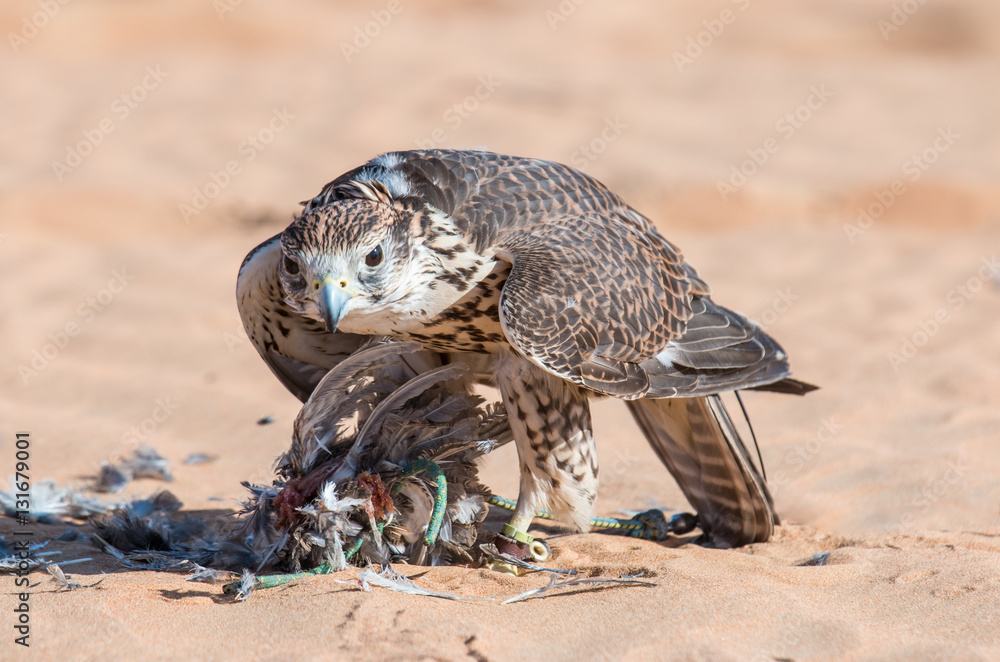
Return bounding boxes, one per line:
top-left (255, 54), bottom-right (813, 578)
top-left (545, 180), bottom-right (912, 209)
top-left (222, 529), bottom-right (369, 595)
top-left (486, 495), bottom-right (697, 542)
top-left (222, 519), bottom-right (387, 595)
top-left (223, 563), bottom-right (332, 595)
top-left (401, 458), bottom-right (448, 547)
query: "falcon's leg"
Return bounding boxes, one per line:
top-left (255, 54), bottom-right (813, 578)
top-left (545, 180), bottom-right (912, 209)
top-left (493, 349), bottom-right (598, 539)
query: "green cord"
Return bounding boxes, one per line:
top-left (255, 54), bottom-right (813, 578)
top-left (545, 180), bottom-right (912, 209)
top-left (487, 494), bottom-right (674, 540)
top-left (225, 520), bottom-right (389, 596)
top-left (402, 459), bottom-right (448, 546)
top-left (255, 563), bottom-right (333, 588)
top-left (489, 494), bottom-right (560, 522)
top-left (223, 563), bottom-right (332, 595)
top-left (344, 536), bottom-right (364, 560)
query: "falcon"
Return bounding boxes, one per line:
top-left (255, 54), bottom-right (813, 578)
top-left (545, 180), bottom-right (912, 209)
top-left (237, 149), bottom-right (815, 550)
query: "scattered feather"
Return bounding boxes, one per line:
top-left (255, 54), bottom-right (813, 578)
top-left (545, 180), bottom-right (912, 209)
top-left (97, 463), bottom-right (130, 493)
top-left (183, 453), bottom-right (217, 465)
top-left (357, 566), bottom-right (488, 602)
top-left (257, 416), bottom-right (274, 426)
top-left (50, 557), bottom-right (93, 568)
top-left (57, 527), bottom-right (90, 542)
top-left (95, 447), bottom-right (173, 493)
top-left (318, 482), bottom-right (368, 515)
top-left (0, 478), bottom-right (110, 521)
top-left (479, 543), bottom-right (575, 575)
top-left (47, 564), bottom-right (81, 590)
top-left (93, 508), bottom-right (171, 553)
top-left (235, 569), bottom-right (257, 601)
top-left (128, 491), bottom-right (183, 517)
top-left (122, 447), bottom-right (173, 482)
top-left (795, 551), bottom-right (831, 567)
top-left (502, 573), bottom-right (656, 604)
top-left (0, 554), bottom-right (44, 574)
top-left (186, 563), bottom-right (235, 584)
top-left (91, 535), bottom-right (125, 560)
top-left (0, 538), bottom-right (49, 566)
top-left (43, 562), bottom-right (104, 590)
top-left (451, 495), bottom-right (486, 526)
top-left (119, 553), bottom-right (186, 571)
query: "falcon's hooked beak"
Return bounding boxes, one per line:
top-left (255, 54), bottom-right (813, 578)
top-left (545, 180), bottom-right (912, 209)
top-left (314, 274), bottom-right (354, 333)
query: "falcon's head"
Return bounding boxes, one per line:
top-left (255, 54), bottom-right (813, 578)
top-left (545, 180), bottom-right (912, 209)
top-left (278, 200), bottom-right (418, 333)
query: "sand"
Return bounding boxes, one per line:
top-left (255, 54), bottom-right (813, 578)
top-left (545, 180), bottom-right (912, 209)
top-left (2, 0), bottom-right (999, 660)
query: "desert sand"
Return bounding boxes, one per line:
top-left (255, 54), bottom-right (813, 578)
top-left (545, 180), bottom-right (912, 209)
top-left (2, 1), bottom-right (999, 660)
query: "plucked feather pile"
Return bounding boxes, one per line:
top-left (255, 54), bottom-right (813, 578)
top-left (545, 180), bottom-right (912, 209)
top-left (235, 340), bottom-right (511, 572)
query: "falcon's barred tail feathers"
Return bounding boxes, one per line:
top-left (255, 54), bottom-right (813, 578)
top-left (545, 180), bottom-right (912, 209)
top-left (627, 395), bottom-right (776, 547)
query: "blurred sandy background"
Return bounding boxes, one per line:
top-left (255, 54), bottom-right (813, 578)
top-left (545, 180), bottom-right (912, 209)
top-left (2, 1), bottom-right (999, 660)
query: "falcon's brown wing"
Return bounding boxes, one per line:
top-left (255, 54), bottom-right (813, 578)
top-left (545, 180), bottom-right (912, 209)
top-left (492, 213), bottom-right (799, 400)
top-left (493, 213), bottom-right (694, 399)
top-left (638, 296), bottom-right (805, 397)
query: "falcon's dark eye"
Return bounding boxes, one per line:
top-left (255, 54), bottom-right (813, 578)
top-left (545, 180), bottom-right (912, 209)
top-left (365, 245), bottom-right (383, 268)
top-left (283, 255), bottom-right (300, 276)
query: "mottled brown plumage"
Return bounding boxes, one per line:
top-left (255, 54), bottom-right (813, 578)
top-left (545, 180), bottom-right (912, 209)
top-left (238, 148), bottom-right (816, 547)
